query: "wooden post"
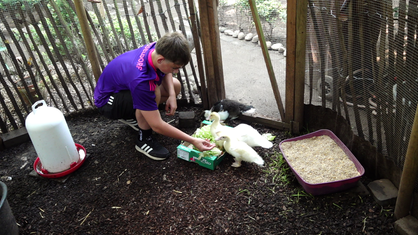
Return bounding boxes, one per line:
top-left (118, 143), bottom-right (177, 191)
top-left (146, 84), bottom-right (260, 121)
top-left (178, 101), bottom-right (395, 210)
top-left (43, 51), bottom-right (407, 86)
top-left (188, 0), bottom-right (208, 108)
top-left (248, 0), bottom-right (285, 121)
top-left (285, 0), bottom-right (307, 133)
top-left (294, 0), bottom-right (308, 130)
top-left (395, 104), bottom-right (418, 219)
top-left (198, 0), bottom-right (225, 108)
top-left (73, 0), bottom-right (102, 81)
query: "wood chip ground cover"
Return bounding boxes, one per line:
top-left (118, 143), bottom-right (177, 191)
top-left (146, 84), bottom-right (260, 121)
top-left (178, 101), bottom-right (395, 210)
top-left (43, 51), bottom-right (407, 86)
top-left (0, 106), bottom-right (395, 234)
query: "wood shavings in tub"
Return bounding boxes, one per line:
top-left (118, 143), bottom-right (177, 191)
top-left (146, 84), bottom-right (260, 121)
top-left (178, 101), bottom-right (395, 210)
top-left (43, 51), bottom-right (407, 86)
top-left (280, 135), bottom-right (360, 184)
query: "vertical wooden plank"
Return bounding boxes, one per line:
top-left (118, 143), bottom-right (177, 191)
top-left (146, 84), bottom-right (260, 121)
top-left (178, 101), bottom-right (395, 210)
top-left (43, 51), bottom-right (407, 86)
top-left (207, 0), bottom-right (225, 104)
top-left (112, 0), bottom-right (129, 51)
top-left (395, 104), bottom-right (418, 219)
top-left (73, 0), bottom-right (102, 81)
top-left (198, 0), bottom-right (225, 108)
top-left (199, 0), bottom-right (216, 107)
top-left (149, 0), bottom-right (162, 38)
top-left (285, 0), bottom-right (296, 123)
top-left (130, 0), bottom-right (146, 46)
top-left (123, 0), bottom-right (138, 49)
top-left (102, 0), bottom-right (123, 53)
top-left (188, 0), bottom-right (208, 108)
top-left (293, 0), bottom-right (307, 128)
top-left (140, 0), bottom-right (154, 43)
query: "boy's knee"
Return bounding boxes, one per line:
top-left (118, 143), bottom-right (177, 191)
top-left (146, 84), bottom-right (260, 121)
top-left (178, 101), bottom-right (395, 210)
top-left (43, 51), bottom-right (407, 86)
top-left (173, 78), bottom-right (181, 96)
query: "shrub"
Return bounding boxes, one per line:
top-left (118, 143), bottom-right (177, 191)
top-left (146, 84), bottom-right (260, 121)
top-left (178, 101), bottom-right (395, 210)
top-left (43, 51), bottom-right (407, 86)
top-left (236, 0), bottom-right (286, 40)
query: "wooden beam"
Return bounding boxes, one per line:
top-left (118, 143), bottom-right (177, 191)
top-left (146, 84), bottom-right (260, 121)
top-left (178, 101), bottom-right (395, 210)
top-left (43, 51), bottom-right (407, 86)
top-left (294, 0), bottom-right (308, 127)
top-left (198, 0), bottom-right (225, 107)
top-left (188, 0), bottom-right (209, 108)
top-left (395, 104), bottom-right (418, 219)
top-left (73, 0), bottom-right (102, 81)
top-left (239, 114), bottom-right (291, 131)
top-left (285, 0), bottom-right (297, 123)
top-left (285, 0), bottom-right (307, 132)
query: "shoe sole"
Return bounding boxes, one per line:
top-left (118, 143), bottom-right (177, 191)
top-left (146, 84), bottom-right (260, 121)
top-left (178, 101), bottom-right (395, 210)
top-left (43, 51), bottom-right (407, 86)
top-left (118, 119), bottom-right (139, 131)
top-left (135, 145), bottom-right (168, 161)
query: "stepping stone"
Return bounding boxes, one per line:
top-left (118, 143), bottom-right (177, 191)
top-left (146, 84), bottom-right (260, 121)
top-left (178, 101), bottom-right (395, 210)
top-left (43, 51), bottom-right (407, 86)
top-left (238, 32), bottom-right (245, 40)
top-left (179, 111), bottom-right (195, 128)
top-left (272, 43), bottom-right (285, 52)
top-left (251, 35), bottom-right (259, 43)
top-left (395, 215), bottom-right (418, 235)
top-left (258, 41), bottom-right (272, 49)
top-left (367, 179), bottom-right (398, 206)
top-left (245, 33), bottom-right (253, 41)
top-left (224, 29), bottom-right (233, 36)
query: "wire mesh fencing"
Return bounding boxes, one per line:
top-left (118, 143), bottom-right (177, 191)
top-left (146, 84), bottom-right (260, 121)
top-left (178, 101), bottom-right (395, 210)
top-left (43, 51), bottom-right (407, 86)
top-left (309, 0), bottom-right (418, 171)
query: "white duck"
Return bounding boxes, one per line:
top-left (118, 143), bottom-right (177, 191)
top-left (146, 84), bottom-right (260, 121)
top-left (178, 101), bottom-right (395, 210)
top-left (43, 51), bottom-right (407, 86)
top-left (209, 112), bottom-right (273, 149)
top-left (208, 112), bottom-right (231, 149)
top-left (233, 124), bottom-right (273, 149)
top-left (216, 132), bottom-right (264, 167)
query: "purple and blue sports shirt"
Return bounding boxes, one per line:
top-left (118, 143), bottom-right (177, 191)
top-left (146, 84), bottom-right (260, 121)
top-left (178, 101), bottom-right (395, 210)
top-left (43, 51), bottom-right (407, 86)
top-left (94, 42), bottom-right (166, 111)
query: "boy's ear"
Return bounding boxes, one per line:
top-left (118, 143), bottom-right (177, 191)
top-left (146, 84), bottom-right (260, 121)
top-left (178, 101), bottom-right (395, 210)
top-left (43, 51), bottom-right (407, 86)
top-left (156, 55), bottom-right (165, 64)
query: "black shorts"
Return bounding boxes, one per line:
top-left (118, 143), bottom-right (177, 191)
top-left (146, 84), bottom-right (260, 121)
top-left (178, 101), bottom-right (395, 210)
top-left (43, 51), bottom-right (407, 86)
top-left (97, 90), bottom-right (136, 120)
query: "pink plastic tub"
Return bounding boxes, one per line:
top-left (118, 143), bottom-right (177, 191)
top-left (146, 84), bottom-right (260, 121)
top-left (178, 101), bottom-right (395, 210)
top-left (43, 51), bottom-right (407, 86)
top-left (279, 129), bottom-right (365, 195)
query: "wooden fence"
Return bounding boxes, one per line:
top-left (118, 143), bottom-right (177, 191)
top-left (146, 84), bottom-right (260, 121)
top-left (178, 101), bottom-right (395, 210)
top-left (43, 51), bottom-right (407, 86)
top-left (0, 0), bottom-right (201, 134)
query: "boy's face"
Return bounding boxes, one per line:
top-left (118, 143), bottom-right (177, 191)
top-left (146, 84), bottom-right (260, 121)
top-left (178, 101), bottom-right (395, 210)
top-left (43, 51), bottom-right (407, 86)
top-left (159, 59), bottom-right (183, 74)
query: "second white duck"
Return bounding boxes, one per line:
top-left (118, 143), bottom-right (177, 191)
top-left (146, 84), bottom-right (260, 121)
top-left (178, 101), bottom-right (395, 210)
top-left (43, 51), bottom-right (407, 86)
top-left (216, 132), bottom-right (264, 168)
top-left (233, 124), bottom-right (273, 149)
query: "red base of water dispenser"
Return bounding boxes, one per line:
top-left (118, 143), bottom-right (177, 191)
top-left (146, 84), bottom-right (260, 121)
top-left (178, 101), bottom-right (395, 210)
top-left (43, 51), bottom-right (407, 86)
top-left (33, 143), bottom-right (87, 178)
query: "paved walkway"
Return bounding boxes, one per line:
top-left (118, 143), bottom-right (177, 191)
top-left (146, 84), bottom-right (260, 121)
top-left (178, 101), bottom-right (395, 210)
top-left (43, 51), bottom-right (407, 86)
top-left (219, 33), bottom-right (287, 121)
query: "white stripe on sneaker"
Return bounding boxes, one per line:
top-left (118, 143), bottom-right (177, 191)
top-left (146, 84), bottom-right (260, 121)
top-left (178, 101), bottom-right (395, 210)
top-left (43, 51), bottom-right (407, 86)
top-left (141, 144), bottom-right (153, 153)
top-left (118, 119), bottom-right (139, 131)
top-left (135, 144), bottom-right (166, 161)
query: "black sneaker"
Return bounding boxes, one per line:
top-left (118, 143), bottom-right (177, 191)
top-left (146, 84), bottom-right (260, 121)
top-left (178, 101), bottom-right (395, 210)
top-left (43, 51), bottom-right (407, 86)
top-left (118, 119), bottom-right (139, 131)
top-left (135, 136), bottom-right (170, 160)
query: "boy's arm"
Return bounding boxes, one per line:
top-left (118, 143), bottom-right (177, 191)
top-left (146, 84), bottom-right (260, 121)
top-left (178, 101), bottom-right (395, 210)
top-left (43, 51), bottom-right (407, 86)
top-left (162, 73), bottom-right (177, 116)
top-left (139, 109), bottom-right (215, 152)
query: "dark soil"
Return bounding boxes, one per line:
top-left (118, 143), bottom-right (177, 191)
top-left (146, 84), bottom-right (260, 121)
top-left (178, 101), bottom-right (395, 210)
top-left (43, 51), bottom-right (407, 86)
top-left (0, 105), bottom-right (396, 234)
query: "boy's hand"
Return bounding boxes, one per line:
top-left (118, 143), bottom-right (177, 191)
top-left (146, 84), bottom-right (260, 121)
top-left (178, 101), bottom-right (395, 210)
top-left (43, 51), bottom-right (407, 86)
top-left (193, 138), bottom-right (216, 152)
top-left (165, 95), bottom-right (177, 116)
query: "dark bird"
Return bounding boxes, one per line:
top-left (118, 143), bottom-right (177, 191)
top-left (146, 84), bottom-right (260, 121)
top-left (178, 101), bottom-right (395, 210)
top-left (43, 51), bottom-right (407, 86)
top-left (205, 99), bottom-right (255, 122)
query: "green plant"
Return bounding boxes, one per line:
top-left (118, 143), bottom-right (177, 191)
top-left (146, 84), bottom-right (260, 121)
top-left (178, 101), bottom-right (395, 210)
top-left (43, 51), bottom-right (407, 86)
top-left (235, 0), bottom-right (286, 40)
top-left (291, 190), bottom-right (313, 203)
top-left (0, 0), bottom-right (40, 10)
top-left (264, 152), bottom-right (292, 186)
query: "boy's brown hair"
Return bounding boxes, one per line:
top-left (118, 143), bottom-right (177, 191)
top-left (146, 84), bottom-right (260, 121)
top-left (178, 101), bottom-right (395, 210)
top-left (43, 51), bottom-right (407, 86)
top-left (155, 31), bottom-right (191, 66)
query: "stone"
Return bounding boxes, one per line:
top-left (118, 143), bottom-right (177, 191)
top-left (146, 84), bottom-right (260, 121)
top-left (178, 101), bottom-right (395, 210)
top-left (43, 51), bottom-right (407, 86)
top-left (251, 35), bottom-right (259, 43)
top-left (224, 29), bottom-right (234, 36)
top-left (258, 40), bottom-right (272, 49)
top-left (238, 32), bottom-right (245, 40)
top-left (394, 215), bottom-right (418, 235)
top-left (367, 179), bottom-right (398, 206)
top-left (219, 27), bottom-right (226, 33)
top-left (271, 43), bottom-right (285, 52)
top-left (232, 30), bottom-right (240, 38)
top-left (179, 111), bottom-right (195, 128)
top-left (0, 128), bottom-right (30, 149)
top-left (245, 33), bottom-right (254, 41)
top-left (266, 41), bottom-right (272, 49)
